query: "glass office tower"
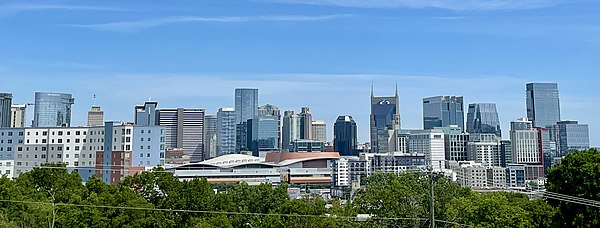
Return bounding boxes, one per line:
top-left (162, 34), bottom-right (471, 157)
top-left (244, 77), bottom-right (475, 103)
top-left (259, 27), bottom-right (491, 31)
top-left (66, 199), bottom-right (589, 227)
top-left (526, 83), bottom-right (561, 128)
top-left (370, 87), bottom-right (401, 153)
top-left (423, 96), bottom-right (464, 131)
top-left (466, 103), bottom-right (502, 137)
top-left (235, 88), bottom-right (258, 124)
top-left (0, 93), bottom-right (12, 128)
top-left (33, 92), bottom-right (74, 127)
top-left (334, 115), bottom-right (358, 156)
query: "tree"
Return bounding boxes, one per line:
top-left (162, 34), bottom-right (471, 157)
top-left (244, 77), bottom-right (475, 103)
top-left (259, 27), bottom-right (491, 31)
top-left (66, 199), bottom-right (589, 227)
top-left (546, 148), bottom-right (600, 227)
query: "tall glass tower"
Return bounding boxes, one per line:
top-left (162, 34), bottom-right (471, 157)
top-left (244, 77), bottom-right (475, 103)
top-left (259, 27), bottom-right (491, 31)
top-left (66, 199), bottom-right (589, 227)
top-left (235, 88), bottom-right (258, 124)
top-left (466, 103), bottom-right (502, 137)
top-left (423, 96), bottom-right (464, 131)
top-left (370, 86), bottom-right (400, 153)
top-left (33, 92), bottom-right (74, 127)
top-left (334, 115), bottom-right (358, 156)
top-left (526, 83), bottom-right (561, 128)
top-left (217, 108), bottom-right (236, 156)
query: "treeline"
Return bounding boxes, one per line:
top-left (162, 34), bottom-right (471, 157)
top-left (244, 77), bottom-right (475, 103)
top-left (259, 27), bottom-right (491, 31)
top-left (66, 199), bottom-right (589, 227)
top-left (0, 149), bottom-right (597, 227)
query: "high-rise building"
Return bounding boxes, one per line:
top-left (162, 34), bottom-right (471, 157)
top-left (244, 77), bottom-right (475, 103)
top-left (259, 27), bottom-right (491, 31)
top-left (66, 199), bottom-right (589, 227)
top-left (204, 115), bottom-right (218, 160)
top-left (554, 120), bottom-right (590, 156)
top-left (526, 83), bottom-right (561, 128)
top-left (248, 115), bottom-right (279, 156)
top-left (311, 120), bottom-right (327, 142)
top-left (156, 108), bottom-right (205, 161)
top-left (408, 129), bottom-right (445, 172)
top-left (423, 96), bottom-right (464, 131)
top-left (466, 134), bottom-right (501, 167)
top-left (370, 86), bottom-right (401, 153)
top-left (298, 107), bottom-right (313, 140)
top-left (217, 108), bottom-right (236, 156)
top-left (510, 118), bottom-right (540, 164)
top-left (33, 92), bottom-right (74, 127)
top-left (258, 104), bottom-right (281, 148)
top-left (282, 111), bottom-right (301, 151)
top-left (235, 88), bottom-right (258, 124)
top-left (10, 104), bottom-right (26, 128)
top-left (87, 105), bottom-right (104, 127)
top-left (134, 101), bottom-right (157, 126)
top-left (235, 88), bottom-right (258, 152)
top-left (334, 115), bottom-right (358, 156)
top-left (437, 125), bottom-right (469, 162)
top-left (500, 140), bottom-right (512, 168)
top-left (0, 93), bottom-right (12, 128)
top-left (466, 103), bottom-right (501, 137)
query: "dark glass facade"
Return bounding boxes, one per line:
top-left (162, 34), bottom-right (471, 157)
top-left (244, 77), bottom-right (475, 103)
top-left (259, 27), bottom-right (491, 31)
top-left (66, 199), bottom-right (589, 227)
top-left (235, 88), bottom-right (258, 124)
top-left (334, 115), bottom-right (358, 156)
top-left (423, 96), bottom-right (464, 131)
top-left (466, 103), bottom-right (501, 137)
top-left (526, 83), bottom-right (561, 128)
top-left (0, 93), bottom-right (12, 128)
top-left (370, 90), bottom-right (400, 153)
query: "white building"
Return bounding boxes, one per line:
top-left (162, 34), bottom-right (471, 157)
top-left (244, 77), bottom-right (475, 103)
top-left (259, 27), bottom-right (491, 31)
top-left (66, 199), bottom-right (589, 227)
top-left (510, 118), bottom-right (541, 164)
top-left (467, 134), bottom-right (501, 167)
top-left (10, 104), bottom-right (26, 128)
top-left (408, 129), bottom-right (445, 172)
top-left (311, 120), bottom-right (327, 142)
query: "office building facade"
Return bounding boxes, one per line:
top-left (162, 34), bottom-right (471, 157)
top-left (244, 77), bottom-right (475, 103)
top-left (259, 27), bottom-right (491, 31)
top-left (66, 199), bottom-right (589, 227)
top-left (134, 101), bottom-right (157, 127)
top-left (87, 105), bottom-right (104, 127)
top-left (235, 88), bottom-right (258, 124)
top-left (156, 108), bottom-right (205, 161)
top-left (526, 83), bottom-right (561, 128)
top-left (466, 103), bottom-right (501, 137)
top-left (282, 111), bottom-right (301, 151)
top-left (258, 104), bottom-right (281, 148)
top-left (510, 118), bottom-right (540, 164)
top-left (217, 108), bottom-right (236, 156)
top-left (311, 120), bottom-right (327, 142)
top-left (423, 96), bottom-right (464, 131)
top-left (33, 92), bottom-right (74, 127)
top-left (248, 115), bottom-right (279, 156)
top-left (370, 87), bottom-right (401, 153)
top-left (204, 115), bottom-right (218, 160)
top-left (554, 120), bottom-right (590, 156)
top-left (0, 93), bottom-right (12, 128)
top-left (10, 104), bottom-right (26, 128)
top-left (334, 115), bottom-right (358, 157)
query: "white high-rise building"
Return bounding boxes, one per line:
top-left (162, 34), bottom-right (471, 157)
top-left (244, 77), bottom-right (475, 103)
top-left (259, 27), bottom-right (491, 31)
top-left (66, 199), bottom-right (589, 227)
top-left (510, 118), bottom-right (540, 164)
top-left (10, 104), bottom-right (26, 128)
top-left (467, 134), bottom-right (501, 167)
top-left (408, 129), bottom-right (445, 172)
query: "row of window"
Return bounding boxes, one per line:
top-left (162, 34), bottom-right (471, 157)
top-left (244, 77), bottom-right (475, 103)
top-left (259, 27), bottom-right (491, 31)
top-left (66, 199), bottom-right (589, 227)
top-left (0, 131), bottom-right (23, 137)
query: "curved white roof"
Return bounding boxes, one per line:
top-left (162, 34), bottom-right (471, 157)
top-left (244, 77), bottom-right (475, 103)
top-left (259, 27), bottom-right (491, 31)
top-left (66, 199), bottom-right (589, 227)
top-left (200, 154), bottom-right (265, 168)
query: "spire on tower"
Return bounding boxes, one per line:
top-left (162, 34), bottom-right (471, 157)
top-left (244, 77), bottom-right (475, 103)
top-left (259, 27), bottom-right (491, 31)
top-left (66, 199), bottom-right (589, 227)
top-left (371, 82), bottom-right (374, 98)
top-left (395, 81), bottom-right (399, 97)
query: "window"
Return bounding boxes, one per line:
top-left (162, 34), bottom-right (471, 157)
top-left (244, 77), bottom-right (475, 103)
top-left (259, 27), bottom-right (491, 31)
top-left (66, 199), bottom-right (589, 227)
top-left (67, 139), bottom-right (71, 143)
top-left (7, 132), bottom-right (12, 136)
top-left (17, 147), bottom-right (22, 151)
top-left (57, 154), bottom-right (62, 159)
top-left (141, 138), bottom-right (144, 142)
top-left (76, 131), bottom-right (81, 136)
top-left (58, 147), bottom-right (63, 151)
top-left (140, 153), bottom-right (143, 158)
top-left (147, 153), bottom-right (150, 157)
top-left (126, 145), bottom-right (130, 150)
top-left (75, 139), bottom-right (80, 143)
top-left (58, 139), bottom-right (62, 143)
top-left (7, 139), bottom-right (11, 144)
top-left (58, 131), bottom-right (63, 136)
top-left (42, 147), bottom-right (46, 151)
top-left (42, 131), bottom-right (47, 136)
top-left (17, 154), bottom-right (22, 159)
top-left (75, 146), bottom-right (80, 151)
top-left (147, 138), bottom-right (151, 141)
top-left (41, 154), bottom-right (46, 159)
top-left (160, 152), bottom-right (165, 158)
top-left (147, 146), bottom-right (151, 150)
top-left (141, 130), bottom-right (144, 134)
top-left (36, 132), bottom-right (39, 136)
top-left (148, 130), bottom-right (151, 134)
top-left (66, 146), bottom-right (70, 151)
top-left (66, 154), bottom-right (70, 158)
top-left (42, 139), bottom-right (47, 143)
top-left (126, 129), bottom-right (131, 135)
top-left (74, 161), bottom-right (79, 166)
top-left (7, 147), bottom-right (11, 152)
top-left (140, 146), bottom-right (144, 150)
top-left (19, 132), bottom-right (23, 136)
top-left (74, 154), bottom-right (79, 159)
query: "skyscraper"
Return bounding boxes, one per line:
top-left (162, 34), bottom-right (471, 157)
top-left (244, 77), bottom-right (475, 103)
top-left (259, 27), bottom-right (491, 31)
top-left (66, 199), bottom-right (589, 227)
top-left (204, 115), bottom-right (218, 160)
top-left (334, 115), bottom-right (358, 156)
top-left (466, 103), bottom-right (501, 137)
top-left (370, 86), bottom-right (401, 153)
top-left (217, 108), bottom-right (236, 156)
top-left (554, 120), bottom-right (589, 156)
top-left (10, 104), bottom-right (26, 128)
top-left (156, 108), bottom-right (205, 161)
top-left (235, 88), bottom-right (258, 152)
top-left (87, 105), bottom-right (104, 127)
top-left (423, 96), bottom-right (464, 131)
top-left (282, 111), bottom-right (301, 151)
top-left (311, 120), bottom-right (327, 142)
top-left (298, 107), bottom-right (313, 140)
top-left (248, 115), bottom-right (279, 156)
top-left (134, 101), bottom-right (157, 126)
top-left (235, 88), bottom-right (258, 124)
top-left (0, 93), bottom-right (12, 128)
top-left (258, 104), bottom-right (281, 148)
top-left (510, 118), bottom-right (540, 164)
top-left (33, 92), bottom-right (74, 127)
top-left (526, 83), bottom-right (561, 128)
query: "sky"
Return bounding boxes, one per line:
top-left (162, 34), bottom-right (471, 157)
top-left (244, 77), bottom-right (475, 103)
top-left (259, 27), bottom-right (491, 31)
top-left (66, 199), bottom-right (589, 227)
top-left (0, 0), bottom-right (599, 146)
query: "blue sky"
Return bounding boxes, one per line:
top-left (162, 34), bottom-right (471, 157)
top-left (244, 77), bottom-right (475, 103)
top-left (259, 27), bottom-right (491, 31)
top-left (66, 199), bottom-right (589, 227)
top-left (0, 0), bottom-right (598, 146)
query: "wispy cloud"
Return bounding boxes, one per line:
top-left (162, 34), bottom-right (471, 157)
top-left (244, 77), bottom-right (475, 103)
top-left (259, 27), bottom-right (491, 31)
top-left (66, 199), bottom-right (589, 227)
top-left (62, 14), bottom-right (353, 32)
top-left (259, 0), bottom-right (565, 11)
top-left (0, 3), bottom-right (123, 17)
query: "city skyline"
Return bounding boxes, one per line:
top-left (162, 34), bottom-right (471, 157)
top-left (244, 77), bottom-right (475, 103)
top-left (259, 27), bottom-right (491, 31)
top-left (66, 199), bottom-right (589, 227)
top-left (1, 0), bottom-right (598, 146)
